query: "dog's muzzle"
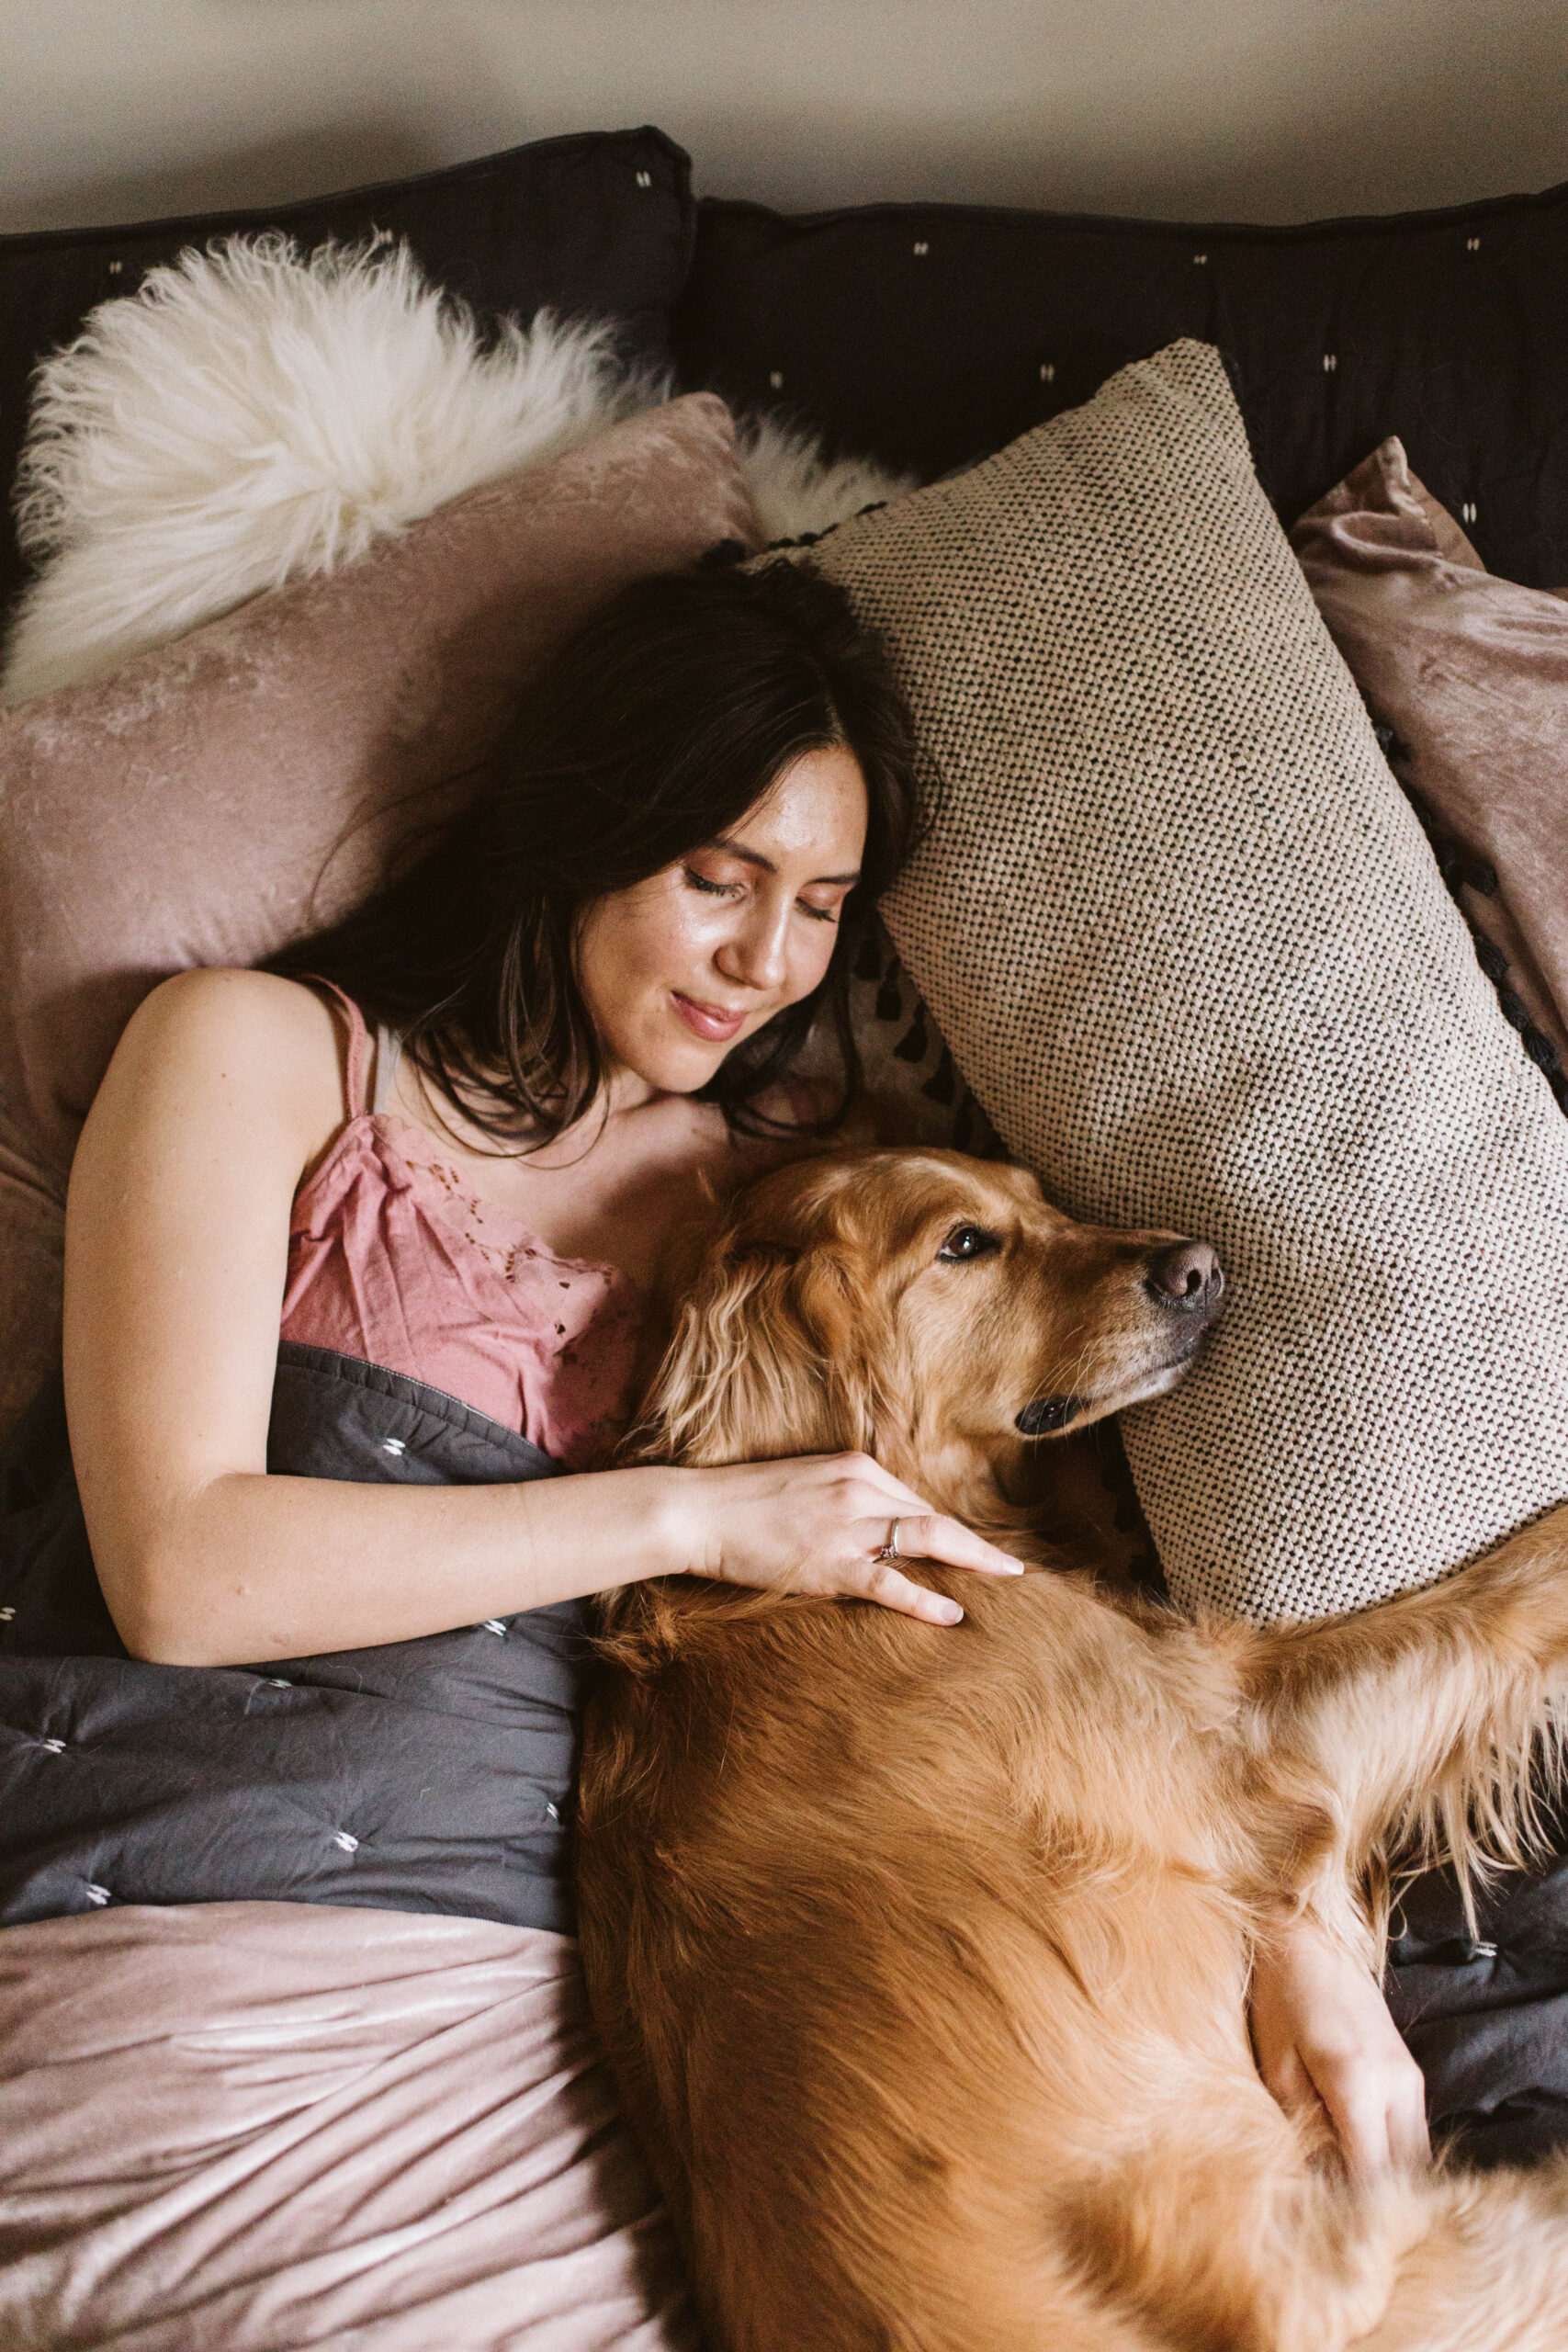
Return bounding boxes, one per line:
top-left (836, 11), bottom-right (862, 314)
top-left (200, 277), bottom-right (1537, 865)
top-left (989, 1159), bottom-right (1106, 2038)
top-left (1014, 1395), bottom-right (1085, 1437)
top-left (1145, 1240), bottom-right (1224, 1318)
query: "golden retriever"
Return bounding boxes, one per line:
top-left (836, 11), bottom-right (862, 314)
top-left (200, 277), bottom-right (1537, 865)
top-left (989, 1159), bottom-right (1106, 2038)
top-left (576, 1148), bottom-right (1568, 2352)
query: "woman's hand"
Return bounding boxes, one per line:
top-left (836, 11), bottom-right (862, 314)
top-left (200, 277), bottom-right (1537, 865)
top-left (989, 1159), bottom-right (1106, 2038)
top-left (670, 1451), bottom-right (1027, 1625)
top-left (1250, 1910), bottom-right (1429, 2178)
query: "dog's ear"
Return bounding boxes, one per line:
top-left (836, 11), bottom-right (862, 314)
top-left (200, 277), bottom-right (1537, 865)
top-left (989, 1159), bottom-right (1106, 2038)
top-left (631, 1205), bottom-right (889, 1470)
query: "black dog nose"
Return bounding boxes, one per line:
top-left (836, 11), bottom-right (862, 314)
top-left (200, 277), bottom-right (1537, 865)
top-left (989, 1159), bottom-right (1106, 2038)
top-left (1146, 1239), bottom-right (1224, 1311)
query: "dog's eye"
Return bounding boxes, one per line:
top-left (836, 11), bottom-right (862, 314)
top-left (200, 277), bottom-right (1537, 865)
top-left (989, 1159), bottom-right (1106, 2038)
top-left (938, 1225), bottom-right (999, 1262)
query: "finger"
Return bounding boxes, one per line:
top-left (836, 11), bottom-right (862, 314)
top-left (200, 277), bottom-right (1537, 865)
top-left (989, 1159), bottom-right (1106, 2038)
top-left (829, 1460), bottom-right (1025, 1575)
top-left (766, 1453), bottom-right (936, 1514)
top-left (879, 1511), bottom-right (1026, 1577)
top-left (1258, 2042), bottom-right (1317, 2121)
top-left (1314, 2068), bottom-right (1393, 2179)
top-left (1387, 2072), bottom-right (1431, 2172)
top-left (829, 1453), bottom-right (941, 1511)
top-left (1388, 2095), bottom-right (1431, 2173)
top-left (856, 1559), bottom-right (964, 1625)
top-left (832, 1456), bottom-right (1008, 1536)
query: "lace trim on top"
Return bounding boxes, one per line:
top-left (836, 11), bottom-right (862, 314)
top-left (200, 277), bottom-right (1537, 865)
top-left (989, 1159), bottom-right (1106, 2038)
top-left (279, 987), bottom-right (645, 1471)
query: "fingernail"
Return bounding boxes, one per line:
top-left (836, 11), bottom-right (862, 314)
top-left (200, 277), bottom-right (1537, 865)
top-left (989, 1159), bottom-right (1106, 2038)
top-left (935, 1599), bottom-right (964, 1624)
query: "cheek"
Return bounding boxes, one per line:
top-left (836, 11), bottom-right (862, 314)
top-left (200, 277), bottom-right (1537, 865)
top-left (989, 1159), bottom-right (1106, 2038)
top-left (903, 1280), bottom-right (1018, 1385)
top-left (788, 919), bottom-right (841, 999)
top-left (581, 876), bottom-right (722, 998)
top-left (906, 1277), bottom-right (1073, 1397)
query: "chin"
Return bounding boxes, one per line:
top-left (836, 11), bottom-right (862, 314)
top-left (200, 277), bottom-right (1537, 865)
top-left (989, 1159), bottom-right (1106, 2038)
top-left (663, 1053), bottom-right (728, 1097)
top-left (615, 1025), bottom-right (735, 1098)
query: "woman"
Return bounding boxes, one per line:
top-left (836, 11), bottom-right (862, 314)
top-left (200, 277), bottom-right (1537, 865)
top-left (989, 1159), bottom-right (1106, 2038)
top-left (60, 562), bottom-right (1422, 2168)
top-left (66, 559), bottom-right (1010, 1666)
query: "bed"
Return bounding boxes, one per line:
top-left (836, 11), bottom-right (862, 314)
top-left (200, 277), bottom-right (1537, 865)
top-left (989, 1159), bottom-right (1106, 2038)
top-left (3, 126), bottom-right (1568, 2345)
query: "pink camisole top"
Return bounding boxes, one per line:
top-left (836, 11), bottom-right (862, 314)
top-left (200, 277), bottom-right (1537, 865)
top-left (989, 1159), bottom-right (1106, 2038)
top-left (280, 987), bottom-right (646, 1471)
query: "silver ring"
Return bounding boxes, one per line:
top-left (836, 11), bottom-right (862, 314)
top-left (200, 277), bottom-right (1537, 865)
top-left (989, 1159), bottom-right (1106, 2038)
top-left (875, 1518), bottom-right (902, 1564)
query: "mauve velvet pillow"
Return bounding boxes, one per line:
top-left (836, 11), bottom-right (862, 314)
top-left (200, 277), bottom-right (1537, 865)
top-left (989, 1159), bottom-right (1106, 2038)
top-left (0, 1077), bottom-right (61, 1445)
top-left (0, 393), bottom-right (756, 1182)
top-left (1291, 440), bottom-right (1568, 1101)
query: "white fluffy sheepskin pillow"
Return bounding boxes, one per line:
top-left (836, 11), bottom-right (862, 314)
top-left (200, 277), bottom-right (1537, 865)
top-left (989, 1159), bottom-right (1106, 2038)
top-left (3, 235), bottom-right (913, 702)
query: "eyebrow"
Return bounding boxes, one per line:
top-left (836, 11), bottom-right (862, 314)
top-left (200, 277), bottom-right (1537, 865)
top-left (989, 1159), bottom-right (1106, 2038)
top-left (708, 837), bottom-right (862, 887)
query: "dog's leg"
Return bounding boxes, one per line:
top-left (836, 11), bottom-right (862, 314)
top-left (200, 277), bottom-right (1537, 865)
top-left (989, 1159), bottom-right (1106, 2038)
top-left (1240, 1499), bottom-right (1568, 1921)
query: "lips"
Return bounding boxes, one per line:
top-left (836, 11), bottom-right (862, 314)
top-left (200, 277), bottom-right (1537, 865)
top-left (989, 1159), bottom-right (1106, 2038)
top-left (671, 991), bottom-right (749, 1044)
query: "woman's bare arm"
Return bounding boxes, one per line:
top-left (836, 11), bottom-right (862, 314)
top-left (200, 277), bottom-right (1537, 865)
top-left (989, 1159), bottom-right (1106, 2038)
top-left (66, 971), bottom-right (1020, 1667)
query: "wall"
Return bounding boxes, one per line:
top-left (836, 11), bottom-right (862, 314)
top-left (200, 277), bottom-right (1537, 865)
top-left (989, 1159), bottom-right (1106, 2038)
top-left (3, 0), bottom-right (1563, 234)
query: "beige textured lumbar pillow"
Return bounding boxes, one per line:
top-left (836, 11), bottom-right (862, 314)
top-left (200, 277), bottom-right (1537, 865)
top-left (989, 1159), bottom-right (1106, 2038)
top-left (804, 338), bottom-right (1568, 1623)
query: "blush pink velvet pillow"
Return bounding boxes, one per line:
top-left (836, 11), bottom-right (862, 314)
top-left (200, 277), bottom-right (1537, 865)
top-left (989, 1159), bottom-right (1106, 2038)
top-left (0, 392), bottom-right (755, 1440)
top-left (1291, 439), bottom-right (1568, 1097)
top-left (0, 392), bottom-right (755, 1178)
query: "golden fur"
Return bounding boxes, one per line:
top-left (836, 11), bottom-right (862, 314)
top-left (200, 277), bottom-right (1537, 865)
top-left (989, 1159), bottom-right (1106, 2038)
top-left (577, 1148), bottom-right (1568, 2351)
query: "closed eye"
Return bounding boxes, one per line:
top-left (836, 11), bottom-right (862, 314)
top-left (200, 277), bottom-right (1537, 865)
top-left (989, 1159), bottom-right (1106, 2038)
top-left (684, 867), bottom-right (840, 922)
top-left (937, 1225), bottom-right (1001, 1262)
top-left (684, 867), bottom-right (743, 899)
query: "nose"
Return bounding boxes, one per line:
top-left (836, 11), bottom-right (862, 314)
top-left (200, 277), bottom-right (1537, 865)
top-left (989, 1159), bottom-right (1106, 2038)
top-left (1145, 1239), bottom-right (1224, 1315)
top-left (716, 903), bottom-right (790, 995)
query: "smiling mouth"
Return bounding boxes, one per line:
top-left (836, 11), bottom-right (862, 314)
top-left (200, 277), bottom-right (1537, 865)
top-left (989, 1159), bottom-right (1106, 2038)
top-left (671, 992), bottom-right (749, 1043)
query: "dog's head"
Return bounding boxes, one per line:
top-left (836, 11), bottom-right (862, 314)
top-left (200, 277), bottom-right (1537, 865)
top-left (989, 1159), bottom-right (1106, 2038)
top-left (635, 1148), bottom-right (1223, 1512)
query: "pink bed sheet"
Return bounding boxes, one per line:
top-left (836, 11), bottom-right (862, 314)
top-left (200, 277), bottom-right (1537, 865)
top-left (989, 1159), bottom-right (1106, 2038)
top-left (0, 1902), bottom-right (699, 2351)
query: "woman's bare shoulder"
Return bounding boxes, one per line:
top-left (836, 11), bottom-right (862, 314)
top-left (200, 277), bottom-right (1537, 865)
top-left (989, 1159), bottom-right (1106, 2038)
top-left (128, 965), bottom-right (329, 1046)
top-left (124, 967), bottom-right (338, 1072)
top-left (94, 968), bottom-right (348, 1156)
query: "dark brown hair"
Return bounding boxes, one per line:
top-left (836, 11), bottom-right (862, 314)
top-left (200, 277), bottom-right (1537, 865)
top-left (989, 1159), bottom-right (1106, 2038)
top-left (268, 557), bottom-right (922, 1148)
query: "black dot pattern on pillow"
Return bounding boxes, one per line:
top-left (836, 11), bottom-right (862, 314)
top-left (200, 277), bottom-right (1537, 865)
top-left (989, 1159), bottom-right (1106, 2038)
top-left (820, 918), bottom-right (1001, 1154)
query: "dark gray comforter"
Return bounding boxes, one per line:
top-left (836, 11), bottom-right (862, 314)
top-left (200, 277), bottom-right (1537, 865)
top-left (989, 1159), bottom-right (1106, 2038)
top-left (1386, 1810), bottom-right (1568, 2169)
top-left (0, 1342), bottom-right (585, 1932)
top-left (3, 1351), bottom-right (1563, 2166)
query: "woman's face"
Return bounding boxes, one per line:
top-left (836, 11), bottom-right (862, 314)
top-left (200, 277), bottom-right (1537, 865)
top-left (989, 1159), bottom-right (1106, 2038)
top-left (575, 745), bottom-right (869, 1097)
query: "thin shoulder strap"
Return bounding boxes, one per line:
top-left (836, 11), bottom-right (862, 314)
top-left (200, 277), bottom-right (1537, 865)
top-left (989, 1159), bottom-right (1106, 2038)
top-left (372, 1023), bottom-right (404, 1115)
top-left (300, 976), bottom-right (373, 1115)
